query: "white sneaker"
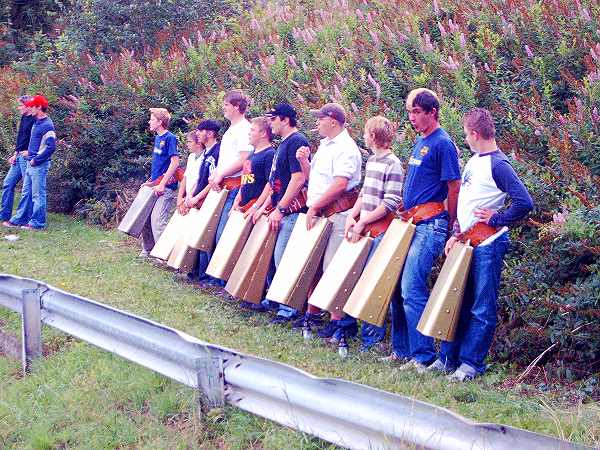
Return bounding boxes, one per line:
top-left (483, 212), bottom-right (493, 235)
top-left (446, 364), bottom-right (478, 382)
top-left (398, 359), bottom-right (428, 373)
top-left (424, 359), bottom-right (455, 374)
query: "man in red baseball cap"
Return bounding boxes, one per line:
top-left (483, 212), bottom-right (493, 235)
top-left (3, 94), bottom-right (56, 230)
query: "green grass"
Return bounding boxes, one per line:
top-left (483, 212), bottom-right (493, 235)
top-left (0, 214), bottom-right (599, 449)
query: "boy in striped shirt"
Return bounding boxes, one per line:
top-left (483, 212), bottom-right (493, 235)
top-left (344, 116), bottom-right (404, 350)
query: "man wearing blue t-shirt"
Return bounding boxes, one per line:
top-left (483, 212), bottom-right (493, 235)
top-left (140, 107), bottom-right (179, 257)
top-left (5, 95), bottom-right (56, 230)
top-left (385, 89), bottom-right (462, 371)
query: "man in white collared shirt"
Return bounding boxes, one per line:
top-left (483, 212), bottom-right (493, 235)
top-left (295, 103), bottom-right (362, 338)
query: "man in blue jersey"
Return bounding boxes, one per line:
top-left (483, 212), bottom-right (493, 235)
top-left (1, 95), bottom-right (34, 222)
top-left (139, 107), bottom-right (180, 256)
top-left (4, 95), bottom-right (56, 230)
top-left (384, 88), bottom-right (462, 370)
top-left (425, 107), bottom-right (533, 381)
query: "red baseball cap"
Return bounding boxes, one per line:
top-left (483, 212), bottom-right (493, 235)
top-left (25, 95), bottom-right (49, 109)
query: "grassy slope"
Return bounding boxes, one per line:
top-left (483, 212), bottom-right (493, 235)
top-left (0, 214), bottom-right (598, 449)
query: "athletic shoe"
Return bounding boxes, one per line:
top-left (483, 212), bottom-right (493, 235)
top-left (2, 221), bottom-right (19, 228)
top-left (268, 315), bottom-right (292, 325)
top-left (398, 359), bottom-right (429, 373)
top-left (446, 364), bottom-right (478, 382)
top-left (317, 320), bottom-right (340, 338)
top-left (292, 312), bottom-right (325, 329)
top-left (423, 359), bottom-right (455, 374)
top-left (379, 352), bottom-right (409, 364)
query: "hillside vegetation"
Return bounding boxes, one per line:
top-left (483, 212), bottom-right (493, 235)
top-left (0, 0), bottom-right (598, 391)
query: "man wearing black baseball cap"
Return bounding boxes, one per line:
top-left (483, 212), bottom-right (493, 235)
top-left (251, 103), bottom-right (310, 324)
top-left (185, 119), bottom-right (222, 282)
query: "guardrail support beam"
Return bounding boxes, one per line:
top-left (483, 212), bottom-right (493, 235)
top-left (21, 288), bottom-right (42, 374)
top-left (195, 356), bottom-right (224, 413)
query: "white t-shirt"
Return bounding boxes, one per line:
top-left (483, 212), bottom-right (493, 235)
top-left (306, 129), bottom-right (362, 214)
top-left (184, 152), bottom-right (204, 187)
top-left (217, 119), bottom-right (252, 178)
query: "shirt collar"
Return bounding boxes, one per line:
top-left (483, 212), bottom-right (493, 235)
top-left (322, 128), bottom-right (350, 146)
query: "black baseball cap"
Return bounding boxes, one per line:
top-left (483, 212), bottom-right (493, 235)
top-left (264, 103), bottom-right (297, 119)
top-left (197, 119), bottom-right (221, 133)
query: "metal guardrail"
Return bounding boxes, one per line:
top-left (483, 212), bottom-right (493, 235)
top-left (0, 274), bottom-right (588, 450)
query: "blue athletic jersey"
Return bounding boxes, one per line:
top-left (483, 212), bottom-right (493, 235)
top-left (151, 131), bottom-right (178, 190)
top-left (402, 127), bottom-right (461, 210)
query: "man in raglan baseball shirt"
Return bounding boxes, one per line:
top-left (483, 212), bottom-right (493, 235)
top-left (426, 107), bottom-right (533, 381)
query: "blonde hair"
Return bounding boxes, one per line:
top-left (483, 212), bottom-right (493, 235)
top-left (365, 116), bottom-right (396, 149)
top-left (251, 116), bottom-right (273, 141)
top-left (405, 88), bottom-right (439, 109)
top-left (149, 107), bottom-right (171, 128)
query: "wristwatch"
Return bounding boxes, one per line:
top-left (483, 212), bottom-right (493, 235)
top-left (276, 204), bottom-right (289, 215)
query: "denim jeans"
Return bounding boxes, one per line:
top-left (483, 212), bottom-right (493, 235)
top-left (10, 160), bottom-right (51, 228)
top-left (1, 155), bottom-right (27, 221)
top-left (439, 232), bottom-right (510, 374)
top-left (397, 216), bottom-right (448, 364)
top-left (207, 187), bottom-right (240, 286)
top-left (273, 213), bottom-right (300, 318)
top-left (359, 233), bottom-right (386, 347)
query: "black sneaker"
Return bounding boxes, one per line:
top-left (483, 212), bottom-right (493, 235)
top-left (269, 315), bottom-right (292, 325)
top-left (292, 312), bottom-right (325, 329)
top-left (240, 301), bottom-right (267, 312)
top-left (317, 320), bottom-right (340, 338)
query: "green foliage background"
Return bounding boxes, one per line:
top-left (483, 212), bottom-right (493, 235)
top-left (0, 0), bottom-right (598, 390)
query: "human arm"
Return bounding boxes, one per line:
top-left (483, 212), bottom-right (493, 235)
top-left (306, 176), bottom-right (349, 229)
top-left (268, 171), bottom-right (305, 231)
top-left (296, 146), bottom-right (311, 180)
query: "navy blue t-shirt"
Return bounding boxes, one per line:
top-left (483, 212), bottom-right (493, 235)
top-left (241, 147), bottom-right (275, 206)
top-left (151, 131), bottom-right (179, 190)
top-left (402, 127), bottom-right (461, 210)
top-left (194, 142), bottom-right (220, 196)
top-left (269, 132), bottom-right (308, 206)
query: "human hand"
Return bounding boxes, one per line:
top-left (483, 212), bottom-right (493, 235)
top-left (296, 146), bottom-right (310, 161)
top-left (474, 208), bottom-right (495, 224)
top-left (306, 207), bottom-right (318, 230)
top-left (445, 236), bottom-right (458, 256)
top-left (268, 208), bottom-right (283, 231)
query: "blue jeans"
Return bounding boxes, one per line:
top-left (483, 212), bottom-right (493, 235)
top-left (1, 155), bottom-right (27, 221)
top-left (202, 187), bottom-right (239, 285)
top-left (397, 216), bottom-right (448, 364)
top-left (10, 160), bottom-right (51, 228)
top-left (439, 233), bottom-right (510, 374)
top-left (360, 234), bottom-right (386, 347)
top-left (273, 213), bottom-right (300, 318)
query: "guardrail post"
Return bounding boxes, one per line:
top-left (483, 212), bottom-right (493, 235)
top-left (195, 356), bottom-right (224, 413)
top-left (21, 288), bottom-right (42, 374)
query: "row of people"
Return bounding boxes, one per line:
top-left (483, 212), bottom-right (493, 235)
top-left (137, 88), bottom-right (534, 382)
top-left (2, 95), bottom-right (56, 230)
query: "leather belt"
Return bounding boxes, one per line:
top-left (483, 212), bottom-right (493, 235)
top-left (458, 222), bottom-right (498, 247)
top-left (223, 176), bottom-right (242, 190)
top-left (322, 188), bottom-right (359, 218)
top-left (399, 201), bottom-right (445, 224)
top-left (155, 166), bottom-right (185, 185)
top-left (239, 198), bottom-right (257, 213)
top-left (286, 188), bottom-right (308, 215)
top-left (365, 210), bottom-right (397, 238)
